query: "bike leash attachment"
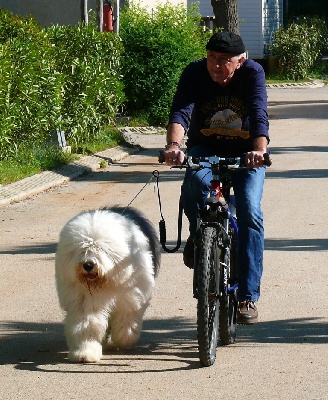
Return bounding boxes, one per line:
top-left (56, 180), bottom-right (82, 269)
top-left (153, 170), bottom-right (183, 253)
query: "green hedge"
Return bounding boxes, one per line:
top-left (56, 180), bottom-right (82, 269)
top-left (47, 23), bottom-right (124, 147)
top-left (0, 3), bottom-right (210, 158)
top-left (0, 10), bottom-right (61, 158)
top-left (0, 8), bottom-right (124, 159)
top-left (120, 2), bottom-right (211, 125)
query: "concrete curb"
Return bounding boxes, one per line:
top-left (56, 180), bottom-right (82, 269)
top-left (266, 79), bottom-right (325, 89)
top-left (0, 145), bottom-right (139, 208)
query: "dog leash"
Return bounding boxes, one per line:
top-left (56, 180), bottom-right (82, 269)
top-left (121, 170), bottom-right (183, 253)
top-left (121, 173), bottom-right (156, 214)
top-left (153, 170), bottom-right (183, 253)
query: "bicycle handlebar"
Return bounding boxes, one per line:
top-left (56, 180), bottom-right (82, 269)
top-left (186, 153), bottom-right (272, 169)
top-left (158, 150), bottom-right (272, 168)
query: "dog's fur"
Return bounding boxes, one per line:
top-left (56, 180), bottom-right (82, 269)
top-left (55, 207), bottom-right (160, 363)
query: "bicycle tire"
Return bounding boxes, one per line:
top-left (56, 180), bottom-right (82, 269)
top-left (196, 226), bottom-right (220, 367)
top-left (219, 229), bottom-right (238, 345)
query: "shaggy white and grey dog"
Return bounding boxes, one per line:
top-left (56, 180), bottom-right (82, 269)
top-left (55, 206), bottom-right (160, 363)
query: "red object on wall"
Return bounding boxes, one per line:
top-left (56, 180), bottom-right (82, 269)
top-left (103, 2), bottom-right (114, 32)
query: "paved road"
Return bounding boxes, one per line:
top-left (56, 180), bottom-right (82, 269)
top-left (0, 86), bottom-right (327, 400)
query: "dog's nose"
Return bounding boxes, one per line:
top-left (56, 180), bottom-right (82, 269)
top-left (83, 261), bottom-right (95, 272)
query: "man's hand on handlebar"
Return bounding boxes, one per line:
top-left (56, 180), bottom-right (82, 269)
top-left (245, 150), bottom-right (268, 168)
top-left (164, 148), bottom-right (185, 166)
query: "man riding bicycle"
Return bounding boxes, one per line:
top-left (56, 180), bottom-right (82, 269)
top-left (163, 32), bottom-right (270, 325)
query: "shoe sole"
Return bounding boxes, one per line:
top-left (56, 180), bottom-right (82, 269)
top-left (236, 317), bottom-right (258, 325)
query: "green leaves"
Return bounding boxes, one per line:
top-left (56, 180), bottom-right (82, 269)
top-left (271, 17), bottom-right (328, 80)
top-left (120, 2), bottom-right (211, 125)
top-left (0, 11), bottom-right (124, 160)
top-left (46, 22), bottom-right (124, 148)
top-left (0, 3), bottom-right (211, 158)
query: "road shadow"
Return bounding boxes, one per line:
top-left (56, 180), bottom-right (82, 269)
top-left (1, 315), bottom-right (327, 373)
top-left (78, 164), bottom-right (184, 185)
top-left (268, 99), bottom-right (328, 120)
top-left (265, 238), bottom-right (328, 251)
top-left (54, 146), bottom-right (167, 182)
top-left (2, 236), bottom-right (326, 258)
top-left (0, 241), bottom-right (184, 256)
top-left (0, 242), bottom-right (56, 255)
top-left (237, 317), bottom-right (328, 345)
top-left (269, 145), bottom-right (328, 155)
top-left (0, 318), bottom-right (200, 373)
top-left (265, 168), bottom-right (328, 179)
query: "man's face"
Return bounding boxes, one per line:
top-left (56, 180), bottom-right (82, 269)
top-left (206, 50), bottom-right (244, 86)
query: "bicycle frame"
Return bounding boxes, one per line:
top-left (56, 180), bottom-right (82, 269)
top-left (193, 159), bottom-right (239, 299)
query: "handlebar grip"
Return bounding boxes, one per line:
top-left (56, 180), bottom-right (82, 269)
top-left (263, 153), bottom-right (272, 167)
top-left (158, 150), bottom-right (166, 164)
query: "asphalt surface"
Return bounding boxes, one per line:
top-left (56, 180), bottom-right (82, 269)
top-left (0, 84), bottom-right (327, 400)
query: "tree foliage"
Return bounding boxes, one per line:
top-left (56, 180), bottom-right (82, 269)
top-left (120, 2), bottom-right (211, 125)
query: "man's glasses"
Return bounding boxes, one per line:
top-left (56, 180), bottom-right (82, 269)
top-left (207, 53), bottom-right (238, 65)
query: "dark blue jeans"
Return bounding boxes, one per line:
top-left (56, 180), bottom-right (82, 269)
top-left (181, 145), bottom-right (266, 302)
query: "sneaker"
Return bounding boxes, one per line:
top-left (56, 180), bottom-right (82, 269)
top-left (237, 301), bottom-right (258, 324)
top-left (183, 236), bottom-right (194, 269)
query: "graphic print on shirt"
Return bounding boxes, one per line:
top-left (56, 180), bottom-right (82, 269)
top-left (200, 96), bottom-right (250, 140)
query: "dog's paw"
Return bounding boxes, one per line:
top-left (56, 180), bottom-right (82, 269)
top-left (109, 325), bottom-right (141, 349)
top-left (68, 341), bottom-right (102, 363)
top-left (103, 336), bottom-right (120, 351)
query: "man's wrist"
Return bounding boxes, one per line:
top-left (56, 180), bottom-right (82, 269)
top-left (165, 141), bottom-right (181, 149)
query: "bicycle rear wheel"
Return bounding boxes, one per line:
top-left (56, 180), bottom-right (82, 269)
top-left (219, 229), bottom-right (238, 345)
top-left (196, 226), bottom-right (220, 367)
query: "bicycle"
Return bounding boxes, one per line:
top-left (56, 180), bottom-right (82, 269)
top-left (158, 152), bottom-right (271, 367)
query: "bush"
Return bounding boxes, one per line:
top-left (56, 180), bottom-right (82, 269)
top-left (47, 23), bottom-right (125, 148)
top-left (0, 8), bottom-right (125, 160)
top-left (271, 16), bottom-right (328, 80)
top-left (0, 7), bottom-right (43, 44)
top-left (0, 10), bottom-right (63, 158)
top-left (0, 3), bottom-right (210, 161)
top-left (120, 2), bottom-right (211, 125)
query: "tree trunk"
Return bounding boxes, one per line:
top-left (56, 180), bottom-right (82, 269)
top-left (211, 0), bottom-right (240, 34)
top-left (81, 0), bottom-right (89, 24)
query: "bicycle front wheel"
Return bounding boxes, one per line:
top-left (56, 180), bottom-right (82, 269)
top-left (219, 229), bottom-right (238, 345)
top-left (196, 226), bottom-right (220, 367)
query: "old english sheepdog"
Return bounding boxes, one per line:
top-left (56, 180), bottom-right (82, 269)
top-left (55, 206), bottom-right (160, 363)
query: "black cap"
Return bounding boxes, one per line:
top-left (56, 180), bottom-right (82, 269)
top-left (206, 31), bottom-right (245, 54)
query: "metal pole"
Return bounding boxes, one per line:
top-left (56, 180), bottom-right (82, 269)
top-left (114, 0), bottom-right (119, 34)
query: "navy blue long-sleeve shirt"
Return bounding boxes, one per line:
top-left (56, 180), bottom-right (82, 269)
top-left (169, 58), bottom-right (269, 156)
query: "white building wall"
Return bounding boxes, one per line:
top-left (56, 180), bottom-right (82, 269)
top-left (189, 0), bottom-right (283, 59)
top-left (263, 0), bottom-right (283, 56)
top-left (238, 0), bottom-right (263, 59)
top-left (196, 0), bottom-right (213, 16)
